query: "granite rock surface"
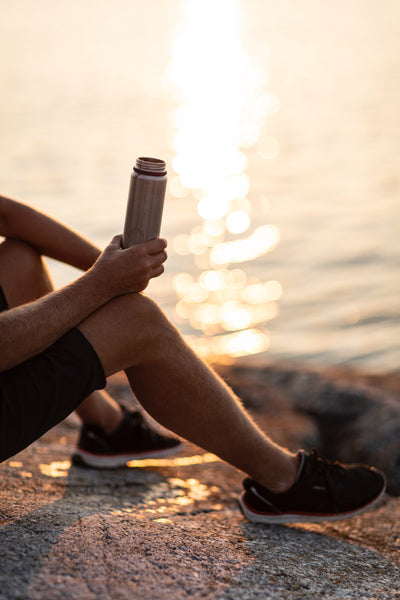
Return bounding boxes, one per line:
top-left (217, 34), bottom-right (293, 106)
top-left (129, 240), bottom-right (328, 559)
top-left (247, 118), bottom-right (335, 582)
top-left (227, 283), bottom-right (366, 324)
top-left (220, 360), bottom-right (400, 495)
top-left (0, 360), bottom-right (399, 600)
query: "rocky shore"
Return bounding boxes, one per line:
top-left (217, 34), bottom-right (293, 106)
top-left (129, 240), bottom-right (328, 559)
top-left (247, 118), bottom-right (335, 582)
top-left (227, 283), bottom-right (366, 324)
top-left (0, 359), bottom-right (399, 600)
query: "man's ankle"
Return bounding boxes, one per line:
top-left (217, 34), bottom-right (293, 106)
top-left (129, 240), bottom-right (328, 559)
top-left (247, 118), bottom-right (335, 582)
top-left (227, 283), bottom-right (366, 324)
top-left (261, 453), bottom-right (300, 494)
top-left (101, 406), bottom-right (124, 434)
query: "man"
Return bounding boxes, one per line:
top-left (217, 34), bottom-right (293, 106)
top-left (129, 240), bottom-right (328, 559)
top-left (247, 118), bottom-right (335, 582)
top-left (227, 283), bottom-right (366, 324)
top-left (0, 193), bottom-right (386, 524)
top-left (0, 195), bottom-right (183, 469)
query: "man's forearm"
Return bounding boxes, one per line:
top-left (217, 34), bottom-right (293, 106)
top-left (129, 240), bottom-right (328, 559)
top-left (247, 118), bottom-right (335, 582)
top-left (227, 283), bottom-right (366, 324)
top-left (0, 195), bottom-right (101, 270)
top-left (0, 270), bottom-right (110, 372)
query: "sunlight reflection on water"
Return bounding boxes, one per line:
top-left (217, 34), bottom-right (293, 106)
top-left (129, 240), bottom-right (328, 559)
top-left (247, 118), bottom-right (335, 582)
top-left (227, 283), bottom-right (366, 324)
top-left (165, 0), bottom-right (281, 361)
top-left (1, 1), bottom-right (399, 370)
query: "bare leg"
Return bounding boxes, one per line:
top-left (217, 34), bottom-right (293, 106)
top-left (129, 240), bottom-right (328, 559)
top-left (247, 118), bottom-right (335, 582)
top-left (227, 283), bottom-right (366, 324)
top-left (79, 294), bottom-right (299, 492)
top-left (0, 238), bottom-right (53, 305)
top-left (0, 238), bottom-right (123, 431)
top-left (75, 390), bottom-right (123, 432)
top-left (0, 239), bottom-right (298, 489)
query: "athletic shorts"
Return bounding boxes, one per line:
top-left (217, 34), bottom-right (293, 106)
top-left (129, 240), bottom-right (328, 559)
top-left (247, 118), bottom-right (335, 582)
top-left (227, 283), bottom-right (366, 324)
top-left (0, 286), bottom-right (106, 463)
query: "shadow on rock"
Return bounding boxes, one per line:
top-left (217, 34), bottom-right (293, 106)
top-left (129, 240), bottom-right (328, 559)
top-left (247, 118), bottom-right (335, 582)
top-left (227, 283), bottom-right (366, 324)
top-left (0, 464), bottom-right (165, 599)
top-left (215, 521), bottom-right (400, 600)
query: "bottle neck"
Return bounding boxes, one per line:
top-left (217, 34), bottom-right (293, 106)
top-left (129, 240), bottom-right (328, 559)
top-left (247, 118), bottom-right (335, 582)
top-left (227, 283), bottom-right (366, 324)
top-left (134, 157), bottom-right (167, 177)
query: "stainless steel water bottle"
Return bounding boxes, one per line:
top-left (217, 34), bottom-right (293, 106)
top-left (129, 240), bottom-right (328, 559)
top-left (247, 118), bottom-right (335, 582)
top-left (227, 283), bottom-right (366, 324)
top-left (122, 157), bottom-right (167, 248)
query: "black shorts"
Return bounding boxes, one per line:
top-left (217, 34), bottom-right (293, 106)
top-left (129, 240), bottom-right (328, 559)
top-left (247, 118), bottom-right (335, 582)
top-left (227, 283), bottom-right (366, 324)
top-left (0, 286), bottom-right (106, 463)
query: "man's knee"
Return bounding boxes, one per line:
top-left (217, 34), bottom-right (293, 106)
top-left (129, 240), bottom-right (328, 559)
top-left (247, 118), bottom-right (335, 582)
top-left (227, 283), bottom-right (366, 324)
top-left (111, 293), bottom-right (169, 334)
top-left (0, 238), bottom-right (52, 306)
top-left (78, 292), bottom-right (176, 375)
top-left (0, 238), bottom-right (41, 271)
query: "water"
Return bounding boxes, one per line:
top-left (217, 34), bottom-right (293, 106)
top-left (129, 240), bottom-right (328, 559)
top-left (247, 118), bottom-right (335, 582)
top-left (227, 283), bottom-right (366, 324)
top-left (1, 0), bottom-right (399, 372)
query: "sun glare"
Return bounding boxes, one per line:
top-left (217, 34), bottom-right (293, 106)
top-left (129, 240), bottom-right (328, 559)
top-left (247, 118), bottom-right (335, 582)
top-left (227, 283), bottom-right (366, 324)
top-left (166, 0), bottom-right (280, 360)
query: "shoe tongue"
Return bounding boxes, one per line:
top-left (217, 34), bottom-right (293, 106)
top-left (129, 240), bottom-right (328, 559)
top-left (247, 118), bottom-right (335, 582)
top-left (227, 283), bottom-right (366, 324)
top-left (108, 408), bottom-right (138, 437)
top-left (294, 451), bottom-right (306, 483)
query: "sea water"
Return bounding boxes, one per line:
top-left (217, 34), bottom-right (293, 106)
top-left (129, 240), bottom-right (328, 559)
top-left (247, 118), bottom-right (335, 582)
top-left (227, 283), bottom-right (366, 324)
top-left (1, 0), bottom-right (399, 371)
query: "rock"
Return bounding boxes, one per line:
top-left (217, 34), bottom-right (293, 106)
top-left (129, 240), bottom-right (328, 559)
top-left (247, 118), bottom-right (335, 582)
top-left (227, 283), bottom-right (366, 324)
top-left (291, 377), bottom-right (400, 495)
top-left (0, 360), bottom-right (399, 599)
top-left (217, 360), bottom-right (400, 495)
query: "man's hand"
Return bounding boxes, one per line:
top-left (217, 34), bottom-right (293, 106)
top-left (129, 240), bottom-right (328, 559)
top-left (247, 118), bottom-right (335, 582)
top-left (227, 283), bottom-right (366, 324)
top-left (91, 235), bottom-right (168, 297)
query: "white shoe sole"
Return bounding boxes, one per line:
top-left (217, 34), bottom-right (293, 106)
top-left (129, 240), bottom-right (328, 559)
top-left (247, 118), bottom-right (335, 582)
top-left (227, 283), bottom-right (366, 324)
top-left (238, 481), bottom-right (387, 525)
top-left (72, 442), bottom-right (184, 469)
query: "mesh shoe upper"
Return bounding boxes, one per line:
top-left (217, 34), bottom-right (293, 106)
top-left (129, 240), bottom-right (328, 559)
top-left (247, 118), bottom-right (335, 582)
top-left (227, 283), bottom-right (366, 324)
top-left (241, 449), bottom-right (386, 520)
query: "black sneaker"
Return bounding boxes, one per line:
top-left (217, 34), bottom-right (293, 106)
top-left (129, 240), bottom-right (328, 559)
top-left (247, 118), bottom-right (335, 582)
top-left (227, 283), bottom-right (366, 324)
top-left (239, 449), bottom-right (386, 524)
top-left (72, 407), bottom-right (183, 468)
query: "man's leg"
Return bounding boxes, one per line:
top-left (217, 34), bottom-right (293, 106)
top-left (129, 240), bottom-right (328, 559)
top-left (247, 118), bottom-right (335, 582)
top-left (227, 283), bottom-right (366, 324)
top-left (78, 293), bottom-right (298, 492)
top-left (74, 390), bottom-right (124, 432)
top-left (0, 238), bottom-right (53, 305)
top-left (0, 240), bottom-right (385, 521)
top-left (78, 293), bottom-right (386, 523)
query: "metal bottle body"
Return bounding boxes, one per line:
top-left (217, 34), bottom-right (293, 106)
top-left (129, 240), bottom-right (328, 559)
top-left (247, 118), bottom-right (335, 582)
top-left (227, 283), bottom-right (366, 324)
top-left (122, 157), bottom-right (167, 248)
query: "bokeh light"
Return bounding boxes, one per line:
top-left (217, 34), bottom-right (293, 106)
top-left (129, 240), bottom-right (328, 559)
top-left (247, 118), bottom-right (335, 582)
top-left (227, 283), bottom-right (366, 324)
top-left (167, 0), bottom-right (281, 360)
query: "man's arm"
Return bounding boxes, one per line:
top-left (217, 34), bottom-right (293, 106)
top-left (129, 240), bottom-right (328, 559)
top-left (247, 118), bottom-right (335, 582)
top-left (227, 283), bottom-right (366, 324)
top-left (0, 194), bottom-right (101, 270)
top-left (0, 236), bottom-right (167, 372)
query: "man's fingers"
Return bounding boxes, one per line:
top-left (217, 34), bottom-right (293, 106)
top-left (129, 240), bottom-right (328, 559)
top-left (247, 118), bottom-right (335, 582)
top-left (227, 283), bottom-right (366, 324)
top-left (108, 236), bottom-right (166, 255)
top-left (128, 238), bottom-right (168, 263)
top-left (146, 237), bottom-right (167, 254)
top-left (147, 249), bottom-right (167, 269)
top-left (151, 264), bottom-right (165, 278)
top-left (109, 234), bottom-right (123, 248)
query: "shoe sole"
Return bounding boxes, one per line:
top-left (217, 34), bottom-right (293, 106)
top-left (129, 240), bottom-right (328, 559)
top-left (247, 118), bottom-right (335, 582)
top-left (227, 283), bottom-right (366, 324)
top-left (72, 442), bottom-right (184, 469)
top-left (238, 479), bottom-right (387, 524)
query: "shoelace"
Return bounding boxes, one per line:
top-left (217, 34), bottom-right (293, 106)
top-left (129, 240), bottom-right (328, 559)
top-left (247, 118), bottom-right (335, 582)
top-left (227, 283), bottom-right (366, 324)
top-left (305, 449), bottom-right (345, 512)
